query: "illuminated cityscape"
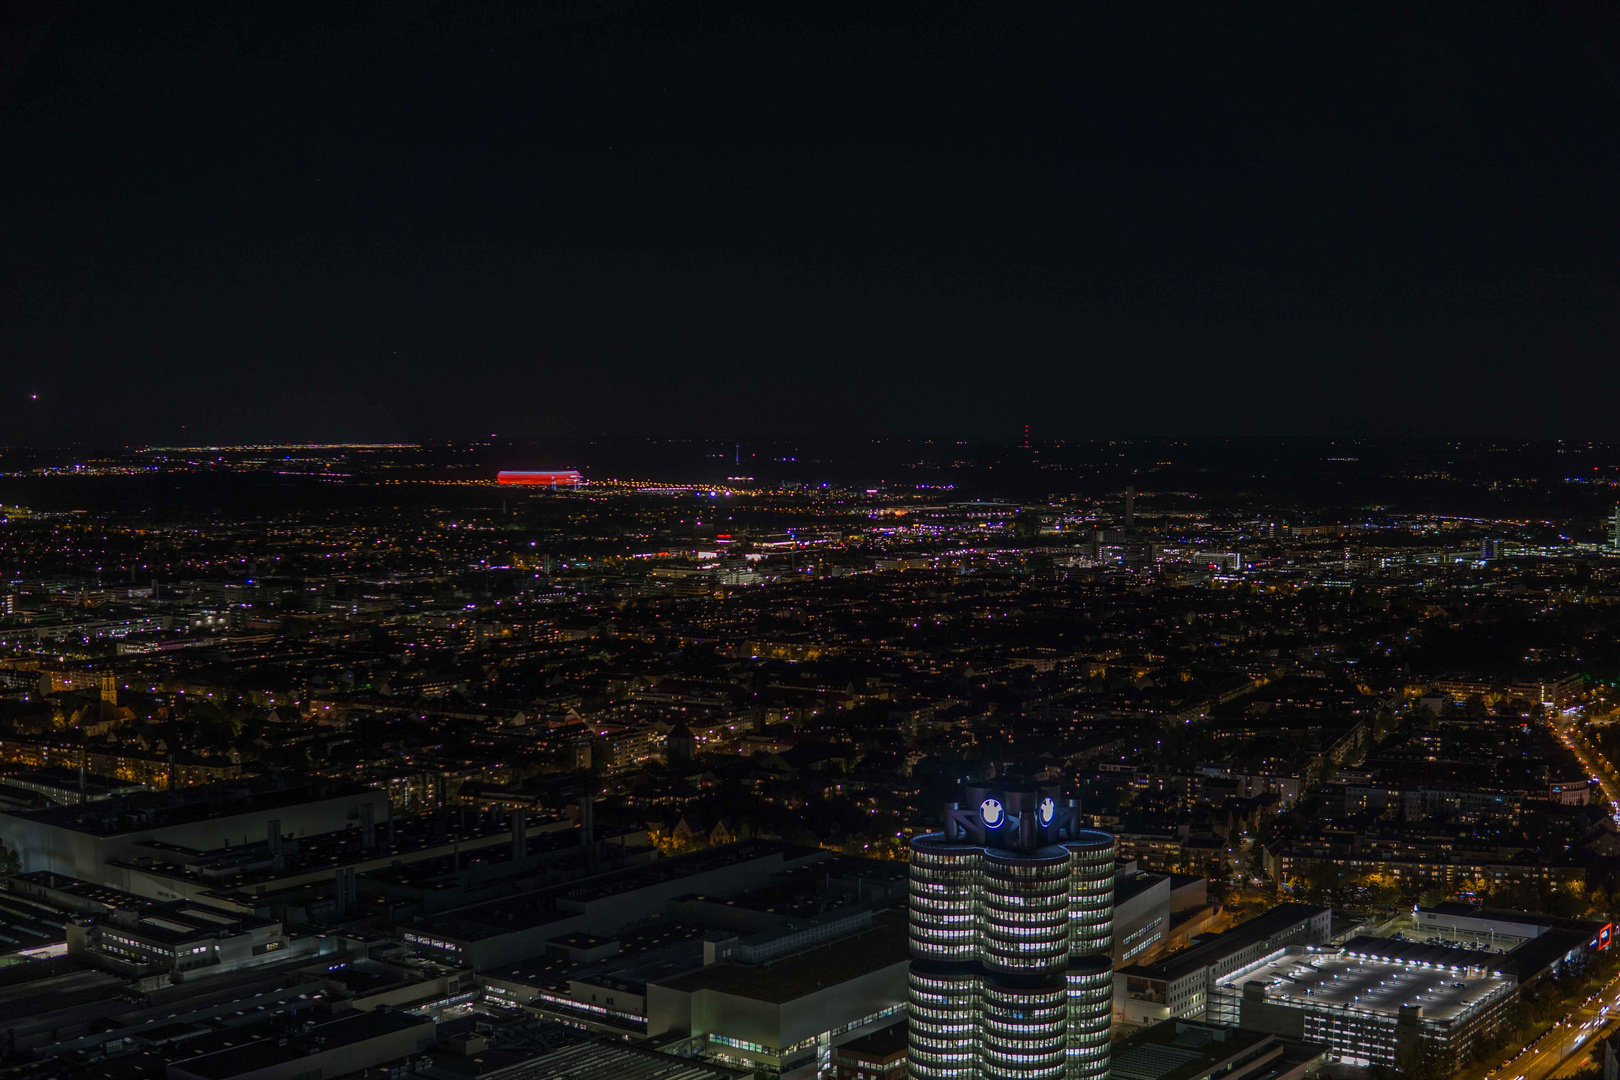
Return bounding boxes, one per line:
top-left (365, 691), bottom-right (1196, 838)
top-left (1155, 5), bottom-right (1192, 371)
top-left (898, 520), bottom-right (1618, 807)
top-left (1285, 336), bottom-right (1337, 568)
top-left (0, 440), bottom-right (1610, 1079)
top-left (4, 4), bottom-right (1617, 1079)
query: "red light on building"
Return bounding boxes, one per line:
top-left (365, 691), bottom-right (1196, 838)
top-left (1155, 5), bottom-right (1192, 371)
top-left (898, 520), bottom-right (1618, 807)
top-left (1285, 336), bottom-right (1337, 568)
top-left (1600, 924), bottom-right (1612, 949)
top-left (497, 470), bottom-right (582, 488)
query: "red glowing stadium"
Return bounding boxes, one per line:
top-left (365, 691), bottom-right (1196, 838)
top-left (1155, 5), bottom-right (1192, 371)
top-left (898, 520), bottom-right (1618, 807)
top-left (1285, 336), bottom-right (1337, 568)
top-left (496, 470), bottom-right (583, 488)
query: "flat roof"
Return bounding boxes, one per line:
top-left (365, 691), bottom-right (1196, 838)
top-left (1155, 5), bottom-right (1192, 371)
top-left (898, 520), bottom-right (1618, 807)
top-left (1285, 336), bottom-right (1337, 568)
top-left (562, 841), bottom-right (821, 904)
top-left (1339, 934), bottom-right (1505, 972)
top-left (1122, 903), bottom-right (1329, 982)
top-left (489, 1040), bottom-right (748, 1079)
top-left (1350, 918), bottom-right (1604, 986)
top-left (418, 841), bottom-right (823, 942)
top-left (1111, 1021), bottom-right (1275, 1080)
top-left (653, 915), bottom-right (908, 1005)
top-left (481, 919), bottom-right (712, 992)
top-left (0, 778), bottom-right (377, 838)
top-left (1503, 927), bottom-right (1598, 985)
top-left (170, 1009), bottom-right (432, 1080)
top-left (1116, 871), bottom-right (1167, 905)
top-left (1422, 903), bottom-right (1605, 936)
top-left (1219, 947), bottom-right (1514, 1026)
top-left (0, 959), bottom-right (126, 1025)
top-left (835, 1020), bottom-right (907, 1061)
top-left (17, 870), bottom-right (160, 913)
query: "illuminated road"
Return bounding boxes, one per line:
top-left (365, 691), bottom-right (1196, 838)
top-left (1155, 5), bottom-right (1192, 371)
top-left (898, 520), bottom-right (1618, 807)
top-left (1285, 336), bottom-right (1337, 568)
top-left (1554, 717), bottom-right (1620, 827)
top-left (1485, 718), bottom-right (1620, 1080)
top-left (1488, 976), bottom-right (1620, 1080)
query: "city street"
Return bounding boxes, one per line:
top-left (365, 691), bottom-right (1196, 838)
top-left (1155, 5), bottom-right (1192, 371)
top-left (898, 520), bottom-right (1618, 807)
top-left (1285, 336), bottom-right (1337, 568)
top-left (1487, 976), bottom-right (1618, 1080)
top-left (1554, 718), bottom-right (1620, 827)
top-left (1481, 718), bottom-right (1620, 1080)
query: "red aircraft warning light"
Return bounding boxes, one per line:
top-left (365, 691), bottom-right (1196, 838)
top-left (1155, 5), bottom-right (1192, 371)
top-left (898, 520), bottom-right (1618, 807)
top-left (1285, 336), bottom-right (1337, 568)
top-left (497, 470), bottom-right (583, 488)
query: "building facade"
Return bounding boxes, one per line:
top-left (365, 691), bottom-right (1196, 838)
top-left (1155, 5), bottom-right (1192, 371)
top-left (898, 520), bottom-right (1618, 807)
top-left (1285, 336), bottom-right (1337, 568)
top-left (1113, 903), bottom-right (1332, 1030)
top-left (907, 783), bottom-right (1114, 1080)
top-left (1208, 944), bottom-right (1516, 1069)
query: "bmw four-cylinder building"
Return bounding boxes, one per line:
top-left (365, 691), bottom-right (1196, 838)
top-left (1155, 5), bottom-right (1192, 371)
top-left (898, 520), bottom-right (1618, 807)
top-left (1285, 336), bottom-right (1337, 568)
top-left (908, 783), bottom-right (1115, 1080)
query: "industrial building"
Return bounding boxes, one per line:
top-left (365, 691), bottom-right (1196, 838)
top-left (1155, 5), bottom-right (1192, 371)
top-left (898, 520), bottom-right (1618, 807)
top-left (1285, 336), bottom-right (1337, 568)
top-left (0, 777), bottom-right (389, 887)
top-left (465, 850), bottom-right (911, 1078)
top-left (490, 1039), bottom-right (751, 1080)
top-left (1110, 1018), bottom-right (1327, 1080)
top-left (832, 1020), bottom-right (909, 1079)
top-left (1209, 944), bottom-right (1516, 1069)
top-left (1113, 903), bottom-right (1333, 1029)
top-left (65, 895), bottom-right (308, 982)
top-left (1414, 902), bottom-right (1613, 963)
top-left (1206, 906), bottom-right (1611, 1068)
top-left (0, 777), bottom-right (590, 929)
top-left (1111, 860), bottom-right (1209, 967)
top-left (408, 839), bottom-right (829, 970)
top-left (166, 1008), bottom-right (438, 1080)
top-left (647, 914), bottom-right (909, 1078)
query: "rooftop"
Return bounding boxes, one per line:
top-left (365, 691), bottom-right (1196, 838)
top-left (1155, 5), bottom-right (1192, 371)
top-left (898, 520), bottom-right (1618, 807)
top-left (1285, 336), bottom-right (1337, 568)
top-left (169, 1009), bottom-right (432, 1080)
top-left (834, 1020), bottom-right (907, 1062)
top-left (479, 1039), bottom-right (748, 1080)
top-left (1116, 870), bottom-right (1168, 905)
top-left (482, 919), bottom-right (710, 994)
top-left (114, 903), bottom-right (276, 946)
top-left (1111, 1019), bottom-right (1326, 1080)
top-left (1, 777), bottom-right (377, 838)
top-left (417, 840), bottom-right (824, 942)
top-left (1219, 945), bottom-right (1515, 1026)
top-left (1422, 902), bottom-right (1606, 936)
top-left (1122, 903), bottom-right (1328, 982)
top-left (652, 914), bottom-right (907, 1004)
top-left (1500, 926), bottom-right (1600, 985)
top-left (1111, 1022), bottom-right (1274, 1080)
top-left (1339, 934), bottom-right (1506, 972)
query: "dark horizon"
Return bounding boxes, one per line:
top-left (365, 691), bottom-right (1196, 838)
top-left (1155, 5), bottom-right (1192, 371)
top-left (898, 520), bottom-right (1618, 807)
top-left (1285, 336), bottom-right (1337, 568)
top-left (4, 2), bottom-right (1618, 443)
top-left (3, 437), bottom-right (1618, 535)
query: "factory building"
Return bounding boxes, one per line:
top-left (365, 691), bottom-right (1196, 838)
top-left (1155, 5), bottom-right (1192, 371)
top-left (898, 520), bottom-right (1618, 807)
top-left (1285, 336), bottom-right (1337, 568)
top-left (1208, 906), bottom-right (1610, 1068)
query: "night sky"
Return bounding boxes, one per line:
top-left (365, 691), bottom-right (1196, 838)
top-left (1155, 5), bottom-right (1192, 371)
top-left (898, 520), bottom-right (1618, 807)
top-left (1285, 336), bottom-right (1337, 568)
top-left (2, 2), bottom-right (1617, 444)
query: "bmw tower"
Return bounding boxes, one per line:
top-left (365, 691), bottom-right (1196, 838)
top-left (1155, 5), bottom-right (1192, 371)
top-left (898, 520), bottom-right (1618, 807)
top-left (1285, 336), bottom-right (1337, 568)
top-left (907, 783), bottom-right (1114, 1080)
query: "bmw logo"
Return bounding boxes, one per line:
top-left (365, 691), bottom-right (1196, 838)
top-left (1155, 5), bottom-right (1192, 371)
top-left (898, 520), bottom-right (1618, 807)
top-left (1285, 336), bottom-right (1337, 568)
top-left (980, 798), bottom-right (1005, 828)
top-left (1038, 797), bottom-right (1056, 826)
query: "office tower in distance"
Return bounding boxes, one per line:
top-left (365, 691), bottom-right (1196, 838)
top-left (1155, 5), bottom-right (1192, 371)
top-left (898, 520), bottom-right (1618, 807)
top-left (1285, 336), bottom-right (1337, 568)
top-left (908, 783), bottom-right (1115, 1080)
top-left (1612, 504), bottom-right (1620, 553)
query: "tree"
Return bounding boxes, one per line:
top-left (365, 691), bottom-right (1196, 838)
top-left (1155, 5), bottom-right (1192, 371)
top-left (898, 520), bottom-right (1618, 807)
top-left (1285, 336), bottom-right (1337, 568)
top-left (1299, 863), bottom-right (1346, 903)
top-left (1360, 870), bottom-right (1399, 908)
top-left (1370, 1038), bottom-right (1449, 1080)
top-left (1240, 839), bottom-right (1267, 882)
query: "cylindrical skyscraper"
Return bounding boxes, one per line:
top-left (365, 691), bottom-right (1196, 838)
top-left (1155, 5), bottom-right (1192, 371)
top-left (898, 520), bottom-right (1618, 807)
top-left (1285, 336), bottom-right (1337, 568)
top-left (907, 783), bottom-right (1115, 1080)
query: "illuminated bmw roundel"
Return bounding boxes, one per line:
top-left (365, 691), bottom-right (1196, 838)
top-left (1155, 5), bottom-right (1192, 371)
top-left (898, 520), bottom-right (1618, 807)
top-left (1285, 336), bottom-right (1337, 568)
top-left (980, 798), bottom-right (1005, 828)
top-left (1039, 797), bottom-right (1056, 826)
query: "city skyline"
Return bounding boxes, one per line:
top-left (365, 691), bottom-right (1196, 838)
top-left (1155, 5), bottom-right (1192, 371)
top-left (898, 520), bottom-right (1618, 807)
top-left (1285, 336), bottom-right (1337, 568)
top-left (0, 441), bottom-right (1615, 1077)
top-left (4, 6), bottom-right (1620, 1079)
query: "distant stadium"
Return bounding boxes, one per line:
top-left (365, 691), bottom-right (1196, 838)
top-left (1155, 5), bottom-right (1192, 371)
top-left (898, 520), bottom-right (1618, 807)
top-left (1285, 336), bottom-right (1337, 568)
top-left (496, 470), bottom-right (582, 488)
